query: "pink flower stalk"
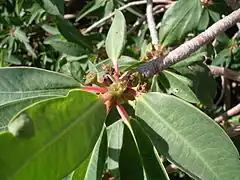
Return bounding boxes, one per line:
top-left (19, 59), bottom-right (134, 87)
top-left (113, 63), bottom-right (119, 81)
top-left (116, 101), bottom-right (129, 121)
top-left (82, 86), bottom-right (108, 93)
top-left (127, 88), bottom-right (137, 98)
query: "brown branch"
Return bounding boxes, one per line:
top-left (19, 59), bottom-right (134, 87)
top-left (208, 65), bottom-right (240, 82)
top-left (215, 103), bottom-right (240, 123)
top-left (227, 125), bottom-right (240, 137)
top-left (146, 0), bottom-right (159, 45)
top-left (166, 164), bottom-right (178, 173)
top-left (225, 0), bottom-right (240, 10)
top-left (138, 8), bottom-right (240, 78)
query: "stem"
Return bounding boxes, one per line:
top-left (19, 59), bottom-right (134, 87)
top-left (82, 86), bottom-right (108, 93)
top-left (113, 63), bottom-right (119, 81)
top-left (215, 103), bottom-right (240, 123)
top-left (116, 101), bottom-right (129, 122)
top-left (100, 92), bottom-right (113, 102)
top-left (146, 0), bottom-right (159, 45)
top-left (138, 8), bottom-right (240, 78)
top-left (83, 0), bottom-right (173, 34)
top-left (208, 65), bottom-right (240, 82)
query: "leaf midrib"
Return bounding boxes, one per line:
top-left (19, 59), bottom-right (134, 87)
top-left (9, 100), bottom-right (104, 179)
top-left (140, 98), bottom-right (219, 180)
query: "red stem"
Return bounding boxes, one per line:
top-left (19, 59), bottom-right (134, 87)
top-left (113, 63), bottom-right (119, 81)
top-left (82, 86), bottom-right (108, 93)
top-left (116, 101), bottom-right (129, 121)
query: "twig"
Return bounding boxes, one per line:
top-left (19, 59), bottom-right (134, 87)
top-left (64, 14), bottom-right (76, 19)
top-left (128, 4), bottom-right (166, 34)
top-left (138, 8), bottom-right (240, 78)
top-left (166, 164), bottom-right (178, 173)
top-left (83, 0), bottom-right (172, 34)
top-left (227, 125), bottom-right (240, 137)
top-left (146, 0), bottom-right (159, 45)
top-left (225, 0), bottom-right (240, 10)
top-left (208, 65), bottom-right (240, 82)
top-left (215, 103), bottom-right (240, 123)
top-left (223, 77), bottom-right (231, 111)
top-left (215, 76), bottom-right (225, 106)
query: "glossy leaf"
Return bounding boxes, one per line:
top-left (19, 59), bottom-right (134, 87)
top-left (159, 70), bottom-right (199, 103)
top-left (106, 120), bottom-right (124, 179)
top-left (106, 10), bottom-right (126, 65)
top-left (130, 119), bottom-right (170, 180)
top-left (119, 123), bottom-right (144, 180)
top-left (36, 0), bottom-right (64, 16)
top-left (72, 127), bottom-right (107, 180)
top-left (0, 67), bottom-right (79, 131)
top-left (136, 92), bottom-right (240, 180)
top-left (0, 90), bottom-right (106, 180)
top-left (159, 0), bottom-right (202, 47)
top-left (44, 35), bottom-right (86, 56)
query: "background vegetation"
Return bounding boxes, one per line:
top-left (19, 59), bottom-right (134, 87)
top-left (0, 0), bottom-right (240, 179)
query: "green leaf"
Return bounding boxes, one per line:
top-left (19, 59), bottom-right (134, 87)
top-left (159, 0), bottom-right (202, 47)
top-left (172, 51), bottom-right (206, 68)
top-left (73, 127), bottom-right (107, 180)
top-left (0, 67), bottom-right (80, 131)
top-left (0, 90), bottom-right (106, 180)
top-left (104, 0), bottom-right (114, 17)
top-left (44, 35), bottom-right (86, 56)
top-left (136, 92), bottom-right (240, 180)
top-left (117, 56), bottom-right (141, 71)
top-left (60, 61), bottom-right (86, 83)
top-left (106, 120), bottom-right (124, 179)
top-left (76, 0), bottom-right (106, 21)
top-left (129, 119), bottom-right (170, 180)
top-left (208, 9), bottom-right (221, 22)
top-left (41, 24), bottom-right (60, 35)
top-left (0, 67), bottom-right (79, 105)
top-left (14, 27), bottom-right (29, 43)
top-left (3, 54), bottom-right (22, 65)
top-left (176, 64), bottom-right (217, 107)
top-left (23, 42), bottom-right (37, 58)
top-left (150, 75), bottom-right (166, 93)
top-left (197, 9), bottom-right (209, 32)
top-left (159, 70), bottom-right (199, 103)
top-left (0, 96), bottom-right (56, 132)
top-left (95, 56), bottom-right (140, 79)
top-left (119, 123), bottom-right (144, 180)
top-left (116, 0), bottom-right (143, 18)
top-left (36, 0), bottom-right (64, 16)
top-left (212, 48), bottom-right (231, 67)
top-left (57, 19), bottom-right (92, 50)
top-left (106, 10), bottom-right (126, 65)
top-left (27, 3), bottom-right (45, 25)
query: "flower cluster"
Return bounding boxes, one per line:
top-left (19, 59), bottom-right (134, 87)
top-left (82, 63), bottom-right (146, 121)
